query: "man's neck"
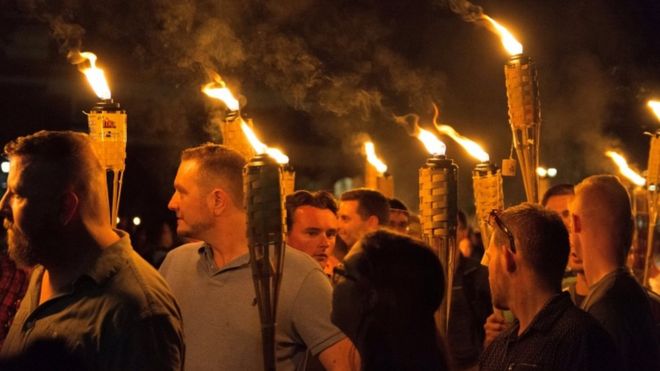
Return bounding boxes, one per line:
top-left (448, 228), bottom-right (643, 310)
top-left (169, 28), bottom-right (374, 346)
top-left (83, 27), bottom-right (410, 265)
top-left (509, 279), bottom-right (557, 335)
top-left (585, 260), bottom-right (619, 287)
top-left (40, 226), bottom-right (117, 303)
top-left (205, 211), bottom-right (248, 269)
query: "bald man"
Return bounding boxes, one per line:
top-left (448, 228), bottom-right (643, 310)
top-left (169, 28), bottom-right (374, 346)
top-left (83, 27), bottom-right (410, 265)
top-left (569, 175), bottom-right (659, 371)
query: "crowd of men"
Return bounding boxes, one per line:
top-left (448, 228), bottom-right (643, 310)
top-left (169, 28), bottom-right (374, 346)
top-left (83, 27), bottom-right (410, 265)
top-left (0, 130), bottom-right (658, 370)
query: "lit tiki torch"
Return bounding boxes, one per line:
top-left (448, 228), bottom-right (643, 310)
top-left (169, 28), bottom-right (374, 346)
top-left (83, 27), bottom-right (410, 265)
top-left (395, 113), bottom-right (458, 334)
top-left (433, 118), bottom-right (502, 247)
top-left (605, 150), bottom-right (647, 280)
top-left (202, 74), bottom-right (256, 160)
top-left (70, 51), bottom-right (125, 226)
top-left (364, 141), bottom-right (394, 198)
top-left (242, 124), bottom-right (291, 371)
top-left (644, 100), bottom-right (660, 289)
top-left (482, 15), bottom-right (541, 203)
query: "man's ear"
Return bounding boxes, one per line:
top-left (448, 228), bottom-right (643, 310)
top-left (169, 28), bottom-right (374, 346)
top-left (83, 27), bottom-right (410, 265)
top-left (366, 215), bottom-right (379, 229)
top-left (504, 247), bottom-right (517, 273)
top-left (572, 214), bottom-right (582, 233)
top-left (210, 188), bottom-right (229, 216)
top-left (59, 191), bottom-right (79, 225)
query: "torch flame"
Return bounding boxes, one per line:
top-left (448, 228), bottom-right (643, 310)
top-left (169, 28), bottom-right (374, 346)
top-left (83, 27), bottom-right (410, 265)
top-left (605, 151), bottom-right (646, 186)
top-left (418, 128), bottom-right (446, 156)
top-left (241, 121), bottom-right (289, 164)
top-left (202, 78), bottom-right (240, 111)
top-left (648, 100), bottom-right (660, 122)
top-left (75, 52), bottom-right (112, 100)
top-left (364, 142), bottom-right (388, 174)
top-left (482, 15), bottom-right (523, 56)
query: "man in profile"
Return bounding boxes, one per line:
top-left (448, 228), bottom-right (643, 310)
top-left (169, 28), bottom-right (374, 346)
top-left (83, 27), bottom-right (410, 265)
top-left (569, 175), bottom-right (659, 370)
top-left (0, 130), bottom-right (184, 370)
top-left (337, 188), bottom-right (389, 248)
top-left (160, 144), bottom-right (355, 371)
top-left (480, 203), bottom-right (622, 370)
top-left (541, 183), bottom-right (588, 306)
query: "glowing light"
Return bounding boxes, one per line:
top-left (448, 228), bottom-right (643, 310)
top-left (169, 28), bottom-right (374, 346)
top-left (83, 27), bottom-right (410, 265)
top-left (482, 15), bottom-right (523, 56)
top-left (547, 168), bottom-right (557, 177)
top-left (202, 76), bottom-right (240, 111)
top-left (364, 142), bottom-right (388, 174)
top-left (536, 167), bottom-right (547, 177)
top-left (132, 216), bottom-right (142, 226)
top-left (434, 124), bottom-right (489, 162)
top-left (74, 52), bottom-right (112, 100)
top-left (417, 128), bottom-right (446, 156)
top-left (241, 121), bottom-right (289, 164)
top-left (648, 100), bottom-right (660, 122)
top-left (605, 151), bottom-right (646, 186)
top-left (1, 161), bottom-right (8, 174)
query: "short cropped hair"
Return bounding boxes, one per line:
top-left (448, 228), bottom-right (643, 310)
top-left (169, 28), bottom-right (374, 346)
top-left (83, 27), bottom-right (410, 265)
top-left (574, 175), bottom-right (632, 263)
top-left (541, 183), bottom-right (575, 207)
top-left (388, 198), bottom-right (409, 212)
top-left (285, 190), bottom-right (338, 230)
top-left (4, 130), bottom-right (106, 217)
top-left (181, 143), bottom-right (246, 207)
top-left (340, 188), bottom-right (390, 225)
top-left (493, 203), bottom-right (569, 292)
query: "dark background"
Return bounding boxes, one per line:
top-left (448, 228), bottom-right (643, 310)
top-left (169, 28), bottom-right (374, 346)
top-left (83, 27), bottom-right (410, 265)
top-left (1, 0), bottom-right (659, 229)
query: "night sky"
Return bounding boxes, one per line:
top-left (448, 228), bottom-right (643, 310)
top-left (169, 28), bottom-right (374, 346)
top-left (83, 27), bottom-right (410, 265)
top-left (1, 0), bottom-right (659, 227)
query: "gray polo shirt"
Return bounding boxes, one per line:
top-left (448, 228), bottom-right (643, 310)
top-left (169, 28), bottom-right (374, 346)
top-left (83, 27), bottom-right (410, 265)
top-left (160, 243), bottom-right (345, 371)
top-left (0, 230), bottom-right (185, 371)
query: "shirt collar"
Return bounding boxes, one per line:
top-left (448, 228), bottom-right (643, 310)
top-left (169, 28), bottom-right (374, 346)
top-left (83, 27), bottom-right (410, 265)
top-left (197, 244), bottom-right (250, 274)
top-left (508, 292), bottom-right (573, 341)
top-left (78, 229), bottom-right (132, 286)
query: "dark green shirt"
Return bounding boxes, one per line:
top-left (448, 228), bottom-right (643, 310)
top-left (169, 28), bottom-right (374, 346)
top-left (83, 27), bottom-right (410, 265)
top-left (0, 231), bottom-right (184, 371)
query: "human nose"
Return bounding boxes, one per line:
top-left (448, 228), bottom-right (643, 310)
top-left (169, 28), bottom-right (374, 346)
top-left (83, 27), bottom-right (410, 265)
top-left (167, 192), bottom-right (178, 211)
top-left (0, 191), bottom-right (10, 218)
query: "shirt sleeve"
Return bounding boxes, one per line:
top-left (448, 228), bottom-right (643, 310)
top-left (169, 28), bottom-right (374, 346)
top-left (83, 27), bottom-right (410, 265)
top-left (290, 269), bottom-right (345, 356)
top-left (100, 312), bottom-right (185, 371)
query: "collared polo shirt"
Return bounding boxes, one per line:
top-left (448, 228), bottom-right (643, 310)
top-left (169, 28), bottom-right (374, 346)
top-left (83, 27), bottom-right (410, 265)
top-left (160, 242), bottom-right (345, 371)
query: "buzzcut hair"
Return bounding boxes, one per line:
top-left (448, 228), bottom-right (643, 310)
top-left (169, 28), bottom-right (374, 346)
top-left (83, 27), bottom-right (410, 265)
top-left (285, 190), bottom-right (338, 230)
top-left (574, 175), bottom-right (633, 263)
top-left (4, 130), bottom-right (106, 218)
top-left (541, 183), bottom-right (575, 207)
top-left (340, 188), bottom-right (390, 225)
top-left (181, 143), bottom-right (247, 207)
top-left (493, 203), bottom-right (569, 292)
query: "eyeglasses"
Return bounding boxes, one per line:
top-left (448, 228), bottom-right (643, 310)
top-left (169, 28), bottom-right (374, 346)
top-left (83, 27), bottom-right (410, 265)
top-left (488, 209), bottom-right (516, 254)
top-left (331, 264), bottom-right (357, 286)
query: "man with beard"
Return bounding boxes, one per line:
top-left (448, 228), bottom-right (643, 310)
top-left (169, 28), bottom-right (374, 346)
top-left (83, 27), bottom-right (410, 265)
top-left (480, 203), bottom-right (622, 371)
top-left (160, 144), bottom-right (355, 371)
top-left (0, 131), bottom-right (184, 370)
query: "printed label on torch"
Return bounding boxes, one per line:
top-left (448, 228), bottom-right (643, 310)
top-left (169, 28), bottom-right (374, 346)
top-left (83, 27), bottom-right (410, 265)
top-left (88, 111), bottom-right (127, 170)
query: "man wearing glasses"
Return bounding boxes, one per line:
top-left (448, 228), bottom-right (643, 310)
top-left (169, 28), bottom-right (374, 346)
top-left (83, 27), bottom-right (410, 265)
top-left (480, 203), bottom-right (623, 370)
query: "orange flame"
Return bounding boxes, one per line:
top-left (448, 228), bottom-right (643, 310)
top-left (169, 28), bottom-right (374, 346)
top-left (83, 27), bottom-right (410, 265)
top-left (417, 128), bottom-right (446, 156)
top-left (364, 142), bottom-right (388, 174)
top-left (605, 151), bottom-right (645, 186)
top-left (431, 103), bottom-right (488, 161)
top-left (73, 52), bottom-right (112, 100)
top-left (241, 121), bottom-right (289, 164)
top-left (648, 100), bottom-right (660, 122)
top-left (202, 75), bottom-right (240, 111)
top-left (482, 15), bottom-right (523, 56)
